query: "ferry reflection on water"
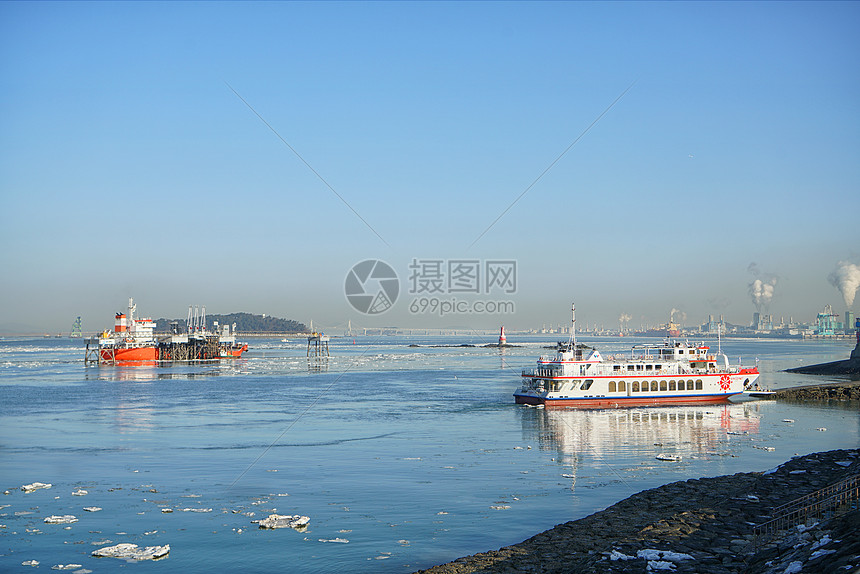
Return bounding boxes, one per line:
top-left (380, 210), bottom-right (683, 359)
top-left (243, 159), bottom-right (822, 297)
top-left (519, 403), bottom-right (763, 489)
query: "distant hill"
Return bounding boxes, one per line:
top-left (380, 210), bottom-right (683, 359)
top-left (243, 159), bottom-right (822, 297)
top-left (154, 313), bottom-right (306, 333)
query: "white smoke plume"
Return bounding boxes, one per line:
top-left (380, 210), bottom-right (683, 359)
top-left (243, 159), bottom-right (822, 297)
top-left (828, 261), bottom-right (860, 307)
top-left (618, 313), bottom-right (632, 323)
top-left (749, 278), bottom-right (777, 312)
top-left (669, 308), bottom-right (687, 323)
top-left (748, 262), bottom-right (778, 312)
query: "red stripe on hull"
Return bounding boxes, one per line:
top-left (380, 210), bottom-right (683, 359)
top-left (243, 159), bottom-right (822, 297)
top-left (514, 393), bottom-right (737, 409)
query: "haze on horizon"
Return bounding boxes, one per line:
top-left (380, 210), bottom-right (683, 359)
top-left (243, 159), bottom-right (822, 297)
top-left (1, 2), bottom-right (858, 334)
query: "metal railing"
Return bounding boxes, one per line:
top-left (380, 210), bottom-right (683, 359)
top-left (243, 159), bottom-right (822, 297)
top-left (754, 472), bottom-right (860, 541)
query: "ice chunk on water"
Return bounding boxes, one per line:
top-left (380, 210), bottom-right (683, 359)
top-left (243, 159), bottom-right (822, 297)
top-left (50, 564), bottom-right (82, 570)
top-left (44, 515), bottom-right (78, 524)
top-left (83, 507), bottom-right (102, 512)
top-left (72, 489), bottom-right (87, 496)
top-left (92, 543), bottom-right (170, 561)
top-left (22, 482), bottom-right (52, 493)
top-left (256, 514), bottom-right (310, 529)
top-left (22, 560), bottom-right (39, 566)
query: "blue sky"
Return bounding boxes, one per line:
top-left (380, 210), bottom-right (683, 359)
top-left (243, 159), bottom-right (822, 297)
top-left (1, 1), bottom-right (858, 333)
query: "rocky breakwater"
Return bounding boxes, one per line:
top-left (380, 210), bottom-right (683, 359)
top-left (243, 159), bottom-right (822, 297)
top-left (786, 336), bottom-right (860, 376)
top-left (772, 382), bottom-right (860, 403)
top-left (414, 449), bottom-right (860, 574)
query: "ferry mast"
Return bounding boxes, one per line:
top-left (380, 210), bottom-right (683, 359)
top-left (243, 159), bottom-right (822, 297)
top-left (568, 303), bottom-right (576, 348)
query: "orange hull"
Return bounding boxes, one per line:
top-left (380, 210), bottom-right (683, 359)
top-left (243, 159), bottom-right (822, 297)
top-left (221, 344), bottom-right (249, 358)
top-left (100, 346), bottom-right (158, 362)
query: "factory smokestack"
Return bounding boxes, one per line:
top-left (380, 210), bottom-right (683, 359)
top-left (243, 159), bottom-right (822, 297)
top-left (828, 261), bottom-right (860, 307)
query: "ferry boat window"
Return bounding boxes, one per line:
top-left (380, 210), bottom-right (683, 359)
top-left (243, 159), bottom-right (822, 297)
top-left (695, 379), bottom-right (703, 390)
top-left (627, 365), bottom-right (635, 371)
top-left (618, 380), bottom-right (626, 392)
top-left (668, 380), bottom-right (675, 390)
top-left (687, 380), bottom-right (694, 390)
top-left (613, 365), bottom-right (621, 371)
top-left (632, 381), bottom-right (639, 392)
top-left (636, 364), bottom-right (643, 371)
top-left (660, 380), bottom-right (667, 391)
top-left (581, 379), bottom-right (594, 390)
top-left (608, 381), bottom-right (616, 393)
top-left (645, 364), bottom-right (653, 371)
top-left (650, 381), bottom-right (658, 391)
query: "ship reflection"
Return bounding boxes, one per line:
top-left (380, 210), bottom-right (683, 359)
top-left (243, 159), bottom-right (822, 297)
top-left (308, 356), bottom-right (329, 373)
top-left (84, 363), bottom-right (231, 381)
top-left (519, 404), bottom-right (762, 490)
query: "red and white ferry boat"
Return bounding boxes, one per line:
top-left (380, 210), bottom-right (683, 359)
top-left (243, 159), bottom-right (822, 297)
top-left (514, 305), bottom-right (760, 408)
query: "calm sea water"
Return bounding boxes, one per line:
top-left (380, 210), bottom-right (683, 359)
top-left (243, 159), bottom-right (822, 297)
top-left (1, 334), bottom-right (858, 572)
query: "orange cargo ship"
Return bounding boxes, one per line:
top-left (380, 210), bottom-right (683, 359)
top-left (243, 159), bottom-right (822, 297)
top-left (91, 298), bottom-right (247, 364)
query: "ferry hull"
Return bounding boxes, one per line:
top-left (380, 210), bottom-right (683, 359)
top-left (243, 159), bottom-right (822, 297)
top-left (514, 392), bottom-right (740, 409)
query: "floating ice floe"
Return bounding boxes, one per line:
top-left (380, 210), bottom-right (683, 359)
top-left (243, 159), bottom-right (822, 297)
top-left (22, 560), bottom-right (39, 566)
top-left (256, 514), bottom-right (310, 529)
top-left (92, 543), bottom-right (170, 561)
top-left (44, 515), bottom-right (78, 524)
top-left (83, 507), bottom-right (102, 512)
top-left (753, 446), bottom-right (776, 451)
top-left (22, 482), bottom-right (52, 493)
top-left (490, 505), bottom-right (510, 510)
top-left (161, 508), bottom-right (173, 513)
top-left (178, 508), bottom-right (212, 513)
top-left (71, 489), bottom-right (88, 496)
top-left (319, 538), bottom-right (349, 543)
top-left (782, 419), bottom-right (795, 423)
top-left (51, 564), bottom-right (83, 570)
top-left (656, 454), bottom-right (681, 462)
top-left (816, 427), bottom-right (827, 432)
